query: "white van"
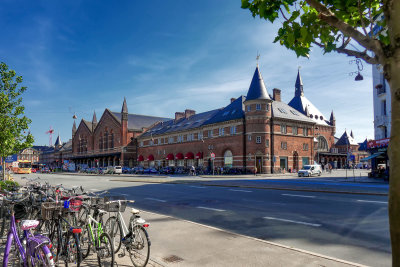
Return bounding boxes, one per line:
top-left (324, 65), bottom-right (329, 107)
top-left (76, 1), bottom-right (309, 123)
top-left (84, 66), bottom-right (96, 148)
top-left (298, 165), bottom-right (322, 177)
top-left (113, 166), bottom-right (122, 174)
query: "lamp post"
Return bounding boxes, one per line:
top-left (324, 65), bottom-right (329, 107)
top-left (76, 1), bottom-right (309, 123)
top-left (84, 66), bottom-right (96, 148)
top-left (349, 59), bottom-right (364, 81)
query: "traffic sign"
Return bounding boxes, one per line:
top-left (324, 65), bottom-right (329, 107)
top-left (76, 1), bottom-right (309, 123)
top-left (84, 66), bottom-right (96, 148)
top-left (210, 153), bottom-right (215, 160)
top-left (5, 154), bottom-right (17, 163)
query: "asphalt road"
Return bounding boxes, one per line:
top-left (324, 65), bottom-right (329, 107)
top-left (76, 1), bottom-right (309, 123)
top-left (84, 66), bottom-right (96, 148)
top-left (15, 173), bottom-right (391, 267)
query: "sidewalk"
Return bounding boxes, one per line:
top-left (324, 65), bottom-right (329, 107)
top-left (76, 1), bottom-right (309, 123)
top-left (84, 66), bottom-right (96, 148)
top-left (98, 210), bottom-right (367, 267)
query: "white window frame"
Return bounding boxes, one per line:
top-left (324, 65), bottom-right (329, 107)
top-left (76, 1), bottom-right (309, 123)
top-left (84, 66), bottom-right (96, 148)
top-left (281, 125), bottom-right (287, 134)
top-left (219, 128), bottom-right (225, 136)
top-left (256, 103), bottom-right (261, 110)
top-left (256, 136), bottom-right (262, 144)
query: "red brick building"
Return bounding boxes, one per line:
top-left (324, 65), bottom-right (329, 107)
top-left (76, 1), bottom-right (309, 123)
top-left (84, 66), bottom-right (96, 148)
top-left (71, 66), bottom-right (354, 173)
top-left (136, 66), bottom-right (322, 174)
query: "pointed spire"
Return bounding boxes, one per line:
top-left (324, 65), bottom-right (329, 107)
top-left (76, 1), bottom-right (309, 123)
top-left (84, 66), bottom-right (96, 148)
top-left (54, 133), bottom-right (62, 147)
top-left (350, 130), bottom-right (354, 138)
top-left (92, 111), bottom-right (97, 124)
top-left (329, 110), bottom-right (335, 121)
top-left (245, 66), bottom-right (271, 101)
top-left (295, 69), bottom-right (304, 97)
top-left (121, 97), bottom-right (128, 114)
top-left (72, 120), bottom-right (77, 136)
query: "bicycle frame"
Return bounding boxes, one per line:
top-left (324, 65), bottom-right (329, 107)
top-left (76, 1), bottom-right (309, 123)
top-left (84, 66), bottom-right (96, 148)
top-left (3, 214), bottom-right (27, 267)
top-left (86, 214), bottom-right (104, 247)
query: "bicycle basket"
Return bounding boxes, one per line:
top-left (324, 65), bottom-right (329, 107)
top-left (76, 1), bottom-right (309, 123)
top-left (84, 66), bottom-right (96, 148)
top-left (41, 202), bottom-right (64, 220)
top-left (104, 196), bottom-right (127, 212)
top-left (62, 197), bottom-right (82, 212)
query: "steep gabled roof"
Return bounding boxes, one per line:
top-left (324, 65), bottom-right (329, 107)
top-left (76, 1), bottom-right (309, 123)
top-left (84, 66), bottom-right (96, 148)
top-left (272, 101), bottom-right (315, 124)
top-left (336, 130), bottom-right (359, 146)
top-left (82, 120), bottom-right (94, 132)
top-left (245, 66), bottom-right (271, 101)
top-left (111, 112), bottom-right (170, 131)
top-left (204, 96), bottom-right (245, 125)
top-left (54, 134), bottom-right (62, 146)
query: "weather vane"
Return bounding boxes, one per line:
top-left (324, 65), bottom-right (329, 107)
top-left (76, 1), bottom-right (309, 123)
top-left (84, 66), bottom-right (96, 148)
top-left (256, 51), bottom-right (260, 66)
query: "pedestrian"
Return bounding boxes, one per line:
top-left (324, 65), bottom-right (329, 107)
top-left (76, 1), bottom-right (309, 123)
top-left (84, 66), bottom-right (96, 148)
top-left (191, 165), bottom-right (196, 176)
top-left (220, 167), bottom-right (224, 175)
top-left (254, 166), bottom-right (257, 176)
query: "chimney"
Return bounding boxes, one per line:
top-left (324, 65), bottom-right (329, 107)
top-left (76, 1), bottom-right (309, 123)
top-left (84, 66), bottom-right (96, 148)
top-left (175, 112), bottom-right (185, 122)
top-left (273, 88), bottom-right (281, 101)
top-left (184, 109), bottom-right (196, 119)
top-left (230, 98), bottom-right (236, 103)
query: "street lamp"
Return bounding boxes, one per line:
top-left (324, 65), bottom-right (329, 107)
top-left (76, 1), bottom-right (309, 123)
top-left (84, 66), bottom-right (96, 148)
top-left (349, 59), bottom-right (364, 81)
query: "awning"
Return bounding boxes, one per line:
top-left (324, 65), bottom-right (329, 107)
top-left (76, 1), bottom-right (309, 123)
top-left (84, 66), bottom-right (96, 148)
top-left (360, 152), bottom-right (384, 161)
top-left (147, 154), bottom-right (154, 161)
top-left (166, 154), bottom-right (174, 160)
top-left (176, 153), bottom-right (184, 160)
top-left (185, 152), bottom-right (194, 159)
top-left (195, 152), bottom-right (203, 159)
top-left (137, 155), bottom-right (144, 161)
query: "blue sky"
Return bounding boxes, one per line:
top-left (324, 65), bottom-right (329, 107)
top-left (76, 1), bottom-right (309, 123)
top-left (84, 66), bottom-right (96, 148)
top-left (0, 0), bottom-right (373, 145)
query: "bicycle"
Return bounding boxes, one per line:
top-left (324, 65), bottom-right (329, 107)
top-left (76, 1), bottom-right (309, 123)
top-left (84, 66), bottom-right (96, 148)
top-left (79, 196), bottom-right (114, 267)
top-left (103, 197), bottom-right (151, 267)
top-left (2, 190), bottom-right (55, 267)
top-left (41, 195), bottom-right (83, 267)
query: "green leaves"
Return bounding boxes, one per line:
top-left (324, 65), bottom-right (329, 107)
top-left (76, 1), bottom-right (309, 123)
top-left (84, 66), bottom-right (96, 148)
top-left (241, 0), bottom-right (386, 59)
top-left (0, 62), bottom-right (33, 158)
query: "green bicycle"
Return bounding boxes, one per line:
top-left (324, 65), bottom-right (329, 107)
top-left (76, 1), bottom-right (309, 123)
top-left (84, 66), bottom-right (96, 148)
top-left (79, 197), bottom-right (114, 267)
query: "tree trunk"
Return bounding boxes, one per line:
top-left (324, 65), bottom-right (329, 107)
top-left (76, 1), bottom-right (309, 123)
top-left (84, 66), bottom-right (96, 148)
top-left (1, 157), bottom-right (5, 181)
top-left (387, 53), bottom-right (400, 266)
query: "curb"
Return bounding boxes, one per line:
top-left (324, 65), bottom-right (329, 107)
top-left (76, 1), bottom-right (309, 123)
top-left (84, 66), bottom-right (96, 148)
top-left (109, 179), bottom-right (388, 196)
top-left (142, 210), bottom-right (368, 267)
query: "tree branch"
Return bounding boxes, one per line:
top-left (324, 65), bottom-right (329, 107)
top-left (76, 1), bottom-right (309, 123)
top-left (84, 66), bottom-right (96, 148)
top-left (279, 8), bottom-right (290, 21)
top-left (304, 0), bottom-right (385, 63)
top-left (336, 47), bottom-right (379, 64)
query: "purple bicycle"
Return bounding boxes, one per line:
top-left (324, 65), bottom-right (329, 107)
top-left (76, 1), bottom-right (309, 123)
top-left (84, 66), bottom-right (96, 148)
top-left (2, 190), bottom-right (55, 267)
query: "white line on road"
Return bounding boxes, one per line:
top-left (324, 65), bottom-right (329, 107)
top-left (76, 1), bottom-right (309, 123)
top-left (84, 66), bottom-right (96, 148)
top-left (263, 216), bottom-right (321, 227)
top-left (90, 189), bottom-right (99, 191)
top-left (197, 206), bottom-right (226, 212)
top-left (282, 193), bottom-right (316, 198)
top-left (357, 200), bottom-right (388, 204)
top-left (229, 189), bottom-right (252, 193)
top-left (189, 186), bottom-right (206, 189)
top-left (145, 197), bottom-right (167, 203)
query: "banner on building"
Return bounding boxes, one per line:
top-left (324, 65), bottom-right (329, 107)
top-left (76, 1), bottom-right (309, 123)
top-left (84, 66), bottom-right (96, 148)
top-left (367, 138), bottom-right (390, 149)
top-left (5, 154), bottom-right (18, 163)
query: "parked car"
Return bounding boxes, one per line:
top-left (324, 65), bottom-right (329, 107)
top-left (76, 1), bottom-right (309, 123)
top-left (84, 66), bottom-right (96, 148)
top-left (132, 166), bottom-right (144, 174)
top-left (143, 168), bottom-right (158, 174)
top-left (160, 166), bottom-right (174, 175)
top-left (31, 168), bottom-right (37, 173)
top-left (298, 165), bottom-right (322, 177)
top-left (122, 166), bottom-right (131, 174)
top-left (114, 166), bottom-right (122, 174)
top-left (41, 167), bottom-right (50, 173)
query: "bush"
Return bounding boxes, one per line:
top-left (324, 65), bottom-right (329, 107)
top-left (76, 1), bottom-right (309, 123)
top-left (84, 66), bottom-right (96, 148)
top-left (0, 180), bottom-right (20, 191)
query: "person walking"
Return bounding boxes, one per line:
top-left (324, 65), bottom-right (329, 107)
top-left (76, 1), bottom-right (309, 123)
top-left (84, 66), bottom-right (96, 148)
top-left (254, 166), bottom-right (257, 176)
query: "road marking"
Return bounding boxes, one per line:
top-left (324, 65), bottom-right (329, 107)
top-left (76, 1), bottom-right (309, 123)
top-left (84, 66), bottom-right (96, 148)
top-left (357, 200), bottom-right (387, 204)
top-left (263, 216), bottom-right (321, 227)
top-left (197, 206), bottom-right (226, 212)
top-left (282, 193), bottom-right (315, 198)
top-left (145, 197), bottom-right (167, 203)
top-left (90, 189), bottom-right (99, 191)
top-left (229, 189), bottom-right (252, 193)
top-left (189, 186), bottom-right (206, 189)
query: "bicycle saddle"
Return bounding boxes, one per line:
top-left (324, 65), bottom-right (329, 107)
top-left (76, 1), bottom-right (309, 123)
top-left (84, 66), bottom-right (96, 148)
top-left (20, 220), bottom-right (40, 230)
top-left (130, 208), bottom-right (140, 214)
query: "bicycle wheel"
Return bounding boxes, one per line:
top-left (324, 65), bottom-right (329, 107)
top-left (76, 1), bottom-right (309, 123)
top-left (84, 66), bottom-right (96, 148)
top-left (0, 204), bottom-right (8, 238)
top-left (64, 233), bottom-right (82, 267)
top-left (78, 204), bottom-right (90, 226)
top-left (104, 216), bottom-right (122, 253)
top-left (127, 226), bottom-right (150, 267)
top-left (80, 225), bottom-right (92, 259)
top-left (28, 244), bottom-right (56, 267)
top-left (97, 232), bottom-right (114, 267)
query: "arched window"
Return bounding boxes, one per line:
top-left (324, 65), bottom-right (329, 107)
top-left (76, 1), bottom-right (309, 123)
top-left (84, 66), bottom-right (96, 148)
top-left (224, 150), bottom-right (233, 168)
top-left (104, 131), bottom-right (108, 150)
top-left (99, 134), bottom-right (103, 150)
top-left (110, 131), bottom-right (114, 148)
top-left (317, 136), bottom-right (329, 151)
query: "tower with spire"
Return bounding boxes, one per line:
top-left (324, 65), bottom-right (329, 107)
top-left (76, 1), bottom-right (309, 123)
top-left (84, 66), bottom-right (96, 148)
top-left (294, 69), bottom-right (304, 97)
top-left (54, 133), bottom-right (62, 148)
top-left (121, 97), bottom-right (129, 150)
top-left (92, 111), bottom-right (98, 132)
top-left (72, 120), bottom-right (77, 139)
top-left (244, 63), bottom-right (273, 173)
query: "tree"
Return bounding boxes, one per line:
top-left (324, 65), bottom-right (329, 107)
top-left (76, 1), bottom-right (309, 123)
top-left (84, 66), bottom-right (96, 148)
top-left (241, 0), bottom-right (399, 265)
top-left (0, 62), bottom-right (34, 180)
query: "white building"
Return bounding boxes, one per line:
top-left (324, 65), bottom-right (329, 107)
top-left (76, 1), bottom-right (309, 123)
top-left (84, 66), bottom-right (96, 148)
top-left (372, 65), bottom-right (391, 140)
